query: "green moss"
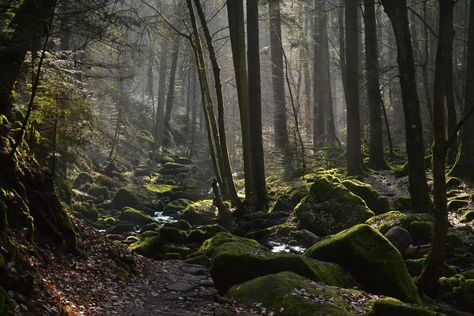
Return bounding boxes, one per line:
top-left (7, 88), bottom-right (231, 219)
top-left (164, 198), bottom-right (192, 214)
top-left (448, 199), bottom-right (469, 212)
top-left (342, 179), bottom-right (390, 214)
top-left (119, 208), bottom-right (155, 226)
top-left (461, 210), bottom-right (474, 223)
top-left (112, 188), bottom-right (141, 210)
top-left (368, 298), bottom-right (436, 316)
top-left (408, 221), bottom-right (434, 245)
top-left (128, 236), bottom-right (163, 258)
top-left (211, 251), bottom-right (349, 293)
top-left (87, 186), bottom-right (110, 201)
top-left (72, 203), bottom-right (98, 222)
top-left (366, 211), bottom-right (434, 234)
top-left (108, 223), bottom-right (135, 235)
top-left (294, 175), bottom-right (374, 236)
top-left (229, 272), bottom-right (372, 316)
top-left (393, 196), bottom-right (411, 212)
top-left (306, 224), bottom-right (420, 303)
top-left (95, 174), bottom-right (120, 189)
top-left (439, 275), bottom-right (474, 311)
top-left (198, 232), bottom-right (267, 258)
top-left (144, 183), bottom-right (178, 194)
top-left (180, 199), bottom-right (217, 225)
top-left (159, 227), bottom-right (187, 243)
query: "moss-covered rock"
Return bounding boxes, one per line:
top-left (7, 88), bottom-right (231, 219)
top-left (118, 208), bottom-right (155, 226)
top-left (405, 258), bottom-right (456, 278)
top-left (408, 221), bottom-right (434, 245)
top-left (159, 227), bottom-right (188, 243)
top-left (229, 272), bottom-right (374, 316)
top-left (367, 298), bottom-right (436, 316)
top-left (342, 179), bottom-right (390, 214)
top-left (71, 203), bottom-right (98, 222)
top-left (306, 224), bottom-right (420, 303)
top-left (73, 172), bottom-right (93, 188)
top-left (112, 188), bottom-right (141, 210)
top-left (393, 196), bottom-right (411, 212)
top-left (448, 199), bottom-right (469, 212)
top-left (158, 162), bottom-right (191, 174)
top-left (144, 183), bottom-right (178, 194)
top-left (179, 199), bottom-right (217, 226)
top-left (461, 210), bottom-right (474, 223)
top-left (294, 176), bottom-right (374, 236)
top-left (366, 211), bottom-right (434, 234)
top-left (163, 220), bottom-right (191, 231)
top-left (197, 232), bottom-right (269, 258)
top-left (95, 174), bottom-right (120, 189)
top-left (87, 185), bottom-right (110, 201)
top-left (164, 198), bottom-right (192, 215)
top-left (129, 236), bottom-right (163, 258)
top-left (211, 251), bottom-right (350, 293)
top-left (439, 274), bottom-right (474, 312)
top-left (108, 223), bottom-right (135, 235)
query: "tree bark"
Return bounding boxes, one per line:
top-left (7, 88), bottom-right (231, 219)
top-left (345, 0), bottom-right (363, 175)
top-left (364, 0), bottom-right (389, 170)
top-left (418, 0), bottom-right (453, 295)
top-left (381, 0), bottom-right (433, 213)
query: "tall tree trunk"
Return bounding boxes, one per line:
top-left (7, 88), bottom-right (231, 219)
top-left (313, 0), bottom-right (326, 148)
top-left (155, 40), bottom-right (169, 145)
top-left (226, 0), bottom-right (252, 201)
top-left (381, 0), bottom-right (433, 213)
top-left (364, 0), bottom-right (389, 170)
top-left (268, 0), bottom-right (291, 157)
top-left (0, 0), bottom-right (55, 116)
top-left (418, 0), bottom-right (454, 294)
top-left (345, 0), bottom-right (363, 175)
top-left (451, 0), bottom-right (474, 180)
top-left (338, 0), bottom-right (348, 103)
top-left (247, 0), bottom-right (268, 210)
top-left (163, 40), bottom-right (181, 133)
top-left (446, 42), bottom-right (457, 164)
top-left (193, 0), bottom-right (240, 206)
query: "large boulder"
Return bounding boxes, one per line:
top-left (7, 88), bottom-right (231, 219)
top-left (294, 175), bottom-right (374, 236)
top-left (342, 179), bottom-right (390, 214)
top-left (306, 224), bottom-right (420, 303)
top-left (384, 226), bottom-right (412, 255)
top-left (112, 188), bottom-right (141, 210)
top-left (229, 272), bottom-right (373, 316)
top-left (202, 233), bottom-right (349, 293)
top-left (119, 208), bottom-right (155, 226)
top-left (158, 162), bottom-right (191, 174)
top-left (180, 199), bottom-right (217, 226)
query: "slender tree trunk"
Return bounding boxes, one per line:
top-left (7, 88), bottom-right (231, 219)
top-left (338, 0), bottom-right (348, 102)
top-left (193, 0), bottom-right (240, 206)
top-left (364, 0), bottom-right (389, 170)
top-left (446, 43), bottom-right (457, 164)
top-left (247, 0), bottom-right (268, 210)
top-left (227, 0), bottom-right (252, 201)
top-left (163, 40), bottom-right (181, 132)
top-left (155, 40), bottom-right (169, 145)
top-left (269, 0), bottom-right (290, 151)
top-left (418, 0), bottom-right (453, 294)
top-left (451, 0), bottom-right (474, 179)
top-left (313, 0), bottom-right (326, 148)
top-left (381, 0), bottom-right (433, 213)
top-left (345, 0), bottom-right (363, 175)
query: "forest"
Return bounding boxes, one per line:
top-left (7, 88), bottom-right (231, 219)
top-left (0, 0), bottom-right (474, 315)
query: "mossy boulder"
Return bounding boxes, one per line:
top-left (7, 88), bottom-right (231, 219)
top-left (73, 172), bottom-right (93, 188)
top-left (342, 179), bottom-right (390, 214)
top-left (229, 272), bottom-right (374, 316)
top-left (197, 232), bottom-right (269, 258)
top-left (129, 236), bottom-right (163, 258)
top-left (159, 227), bottom-right (188, 243)
top-left (367, 298), bottom-right (437, 316)
top-left (87, 185), bottom-right (110, 201)
top-left (164, 198), bottom-right (193, 215)
top-left (393, 196), bottom-right (411, 212)
top-left (306, 224), bottom-right (420, 303)
top-left (108, 223), bottom-right (135, 235)
top-left (112, 188), bottom-right (141, 210)
top-left (211, 251), bottom-right (350, 293)
top-left (144, 183), bottom-right (178, 195)
top-left (158, 162), bottom-right (191, 174)
top-left (439, 274), bottom-right (474, 312)
top-left (366, 211), bottom-right (434, 234)
top-left (461, 210), bottom-right (474, 223)
top-left (448, 199), bottom-right (469, 212)
top-left (408, 221), bottom-right (434, 245)
top-left (180, 199), bottom-right (217, 225)
top-left (71, 203), bottom-right (98, 222)
top-left (405, 258), bottom-right (456, 278)
top-left (119, 208), bottom-right (155, 226)
top-left (294, 176), bottom-right (374, 236)
top-left (95, 174), bottom-right (120, 189)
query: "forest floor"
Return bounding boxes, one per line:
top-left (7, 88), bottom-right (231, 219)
top-left (21, 164), bottom-right (474, 315)
top-left (30, 220), bottom-right (262, 316)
